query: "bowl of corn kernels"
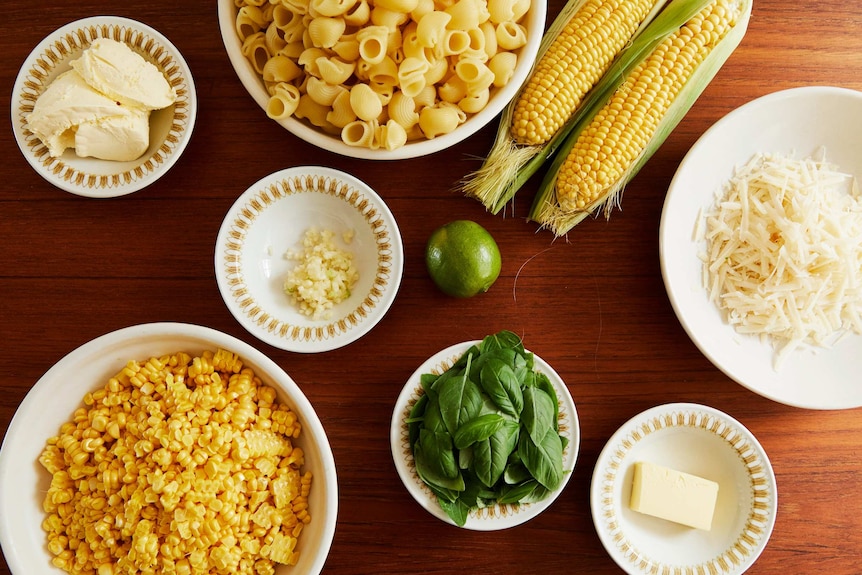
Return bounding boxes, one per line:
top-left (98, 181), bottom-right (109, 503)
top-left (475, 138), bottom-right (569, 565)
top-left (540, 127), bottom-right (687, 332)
top-left (0, 322), bottom-right (338, 575)
top-left (217, 0), bottom-right (546, 159)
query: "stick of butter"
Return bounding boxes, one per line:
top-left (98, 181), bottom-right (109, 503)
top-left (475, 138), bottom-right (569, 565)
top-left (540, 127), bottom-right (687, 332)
top-left (629, 461), bottom-right (719, 530)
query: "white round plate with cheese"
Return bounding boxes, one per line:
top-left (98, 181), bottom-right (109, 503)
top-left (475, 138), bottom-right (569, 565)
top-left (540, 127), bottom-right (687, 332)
top-left (590, 403), bottom-right (777, 575)
top-left (11, 16), bottom-right (197, 197)
top-left (214, 166), bottom-right (403, 353)
top-left (660, 86), bottom-right (862, 409)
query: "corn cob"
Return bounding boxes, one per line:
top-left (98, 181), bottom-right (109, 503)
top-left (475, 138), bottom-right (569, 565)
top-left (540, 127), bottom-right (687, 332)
top-left (460, 0), bottom-right (669, 213)
top-left (530, 0), bottom-right (752, 236)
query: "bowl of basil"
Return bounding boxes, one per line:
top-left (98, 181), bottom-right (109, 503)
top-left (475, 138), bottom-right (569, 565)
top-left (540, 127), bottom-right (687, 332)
top-left (390, 330), bottom-right (580, 530)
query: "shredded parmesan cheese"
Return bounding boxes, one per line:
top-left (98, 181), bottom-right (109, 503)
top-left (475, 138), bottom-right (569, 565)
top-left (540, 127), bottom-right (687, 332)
top-left (700, 151), bottom-right (862, 368)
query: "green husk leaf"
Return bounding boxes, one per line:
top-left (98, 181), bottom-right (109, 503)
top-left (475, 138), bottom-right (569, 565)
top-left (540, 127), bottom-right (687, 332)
top-left (529, 0), bottom-right (753, 236)
top-left (459, 0), bottom-right (672, 214)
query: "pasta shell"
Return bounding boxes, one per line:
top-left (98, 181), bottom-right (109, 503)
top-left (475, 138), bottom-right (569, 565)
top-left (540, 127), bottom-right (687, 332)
top-left (418, 103), bottom-right (464, 139)
top-left (356, 25), bottom-right (390, 65)
top-left (306, 76), bottom-right (347, 106)
top-left (349, 83), bottom-right (384, 122)
top-left (375, 119), bottom-right (408, 150)
top-left (326, 90), bottom-right (358, 128)
top-left (487, 51), bottom-right (517, 87)
top-left (317, 56), bottom-right (356, 85)
top-left (262, 54), bottom-right (303, 83)
top-left (342, 120), bottom-right (377, 147)
top-left (388, 91), bottom-right (420, 129)
top-left (343, 0), bottom-right (371, 27)
top-left (458, 87), bottom-right (489, 114)
top-left (241, 32), bottom-right (271, 75)
top-left (307, 17), bottom-right (346, 49)
top-left (310, 0), bottom-right (358, 18)
top-left (266, 83), bottom-right (302, 120)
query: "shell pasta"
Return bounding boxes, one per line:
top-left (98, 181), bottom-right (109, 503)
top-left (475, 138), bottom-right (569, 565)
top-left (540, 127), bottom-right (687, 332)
top-left (235, 0), bottom-right (533, 149)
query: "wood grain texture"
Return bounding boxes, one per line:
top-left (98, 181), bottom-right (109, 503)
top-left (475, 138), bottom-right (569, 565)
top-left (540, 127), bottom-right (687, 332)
top-left (1, 1), bottom-right (861, 574)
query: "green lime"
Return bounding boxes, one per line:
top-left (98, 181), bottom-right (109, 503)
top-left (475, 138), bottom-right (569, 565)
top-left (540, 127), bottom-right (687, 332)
top-left (425, 220), bottom-right (502, 298)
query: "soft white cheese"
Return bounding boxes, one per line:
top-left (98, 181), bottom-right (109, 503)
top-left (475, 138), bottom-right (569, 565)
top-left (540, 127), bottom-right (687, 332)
top-left (25, 39), bottom-right (177, 161)
top-left (629, 461), bottom-right (719, 530)
top-left (70, 38), bottom-right (176, 110)
top-left (26, 69), bottom-right (139, 158)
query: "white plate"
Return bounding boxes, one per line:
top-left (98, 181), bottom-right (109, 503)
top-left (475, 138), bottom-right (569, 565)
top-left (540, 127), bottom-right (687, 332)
top-left (0, 322), bottom-right (338, 575)
top-left (660, 86), bottom-right (862, 409)
top-left (215, 166), bottom-right (403, 353)
top-left (216, 0), bottom-right (546, 160)
top-left (11, 16), bottom-right (197, 197)
top-left (591, 403), bottom-right (776, 575)
top-left (390, 340), bottom-right (580, 530)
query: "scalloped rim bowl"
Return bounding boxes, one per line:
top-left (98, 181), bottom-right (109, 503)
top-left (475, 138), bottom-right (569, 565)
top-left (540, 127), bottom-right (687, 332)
top-left (217, 0), bottom-right (546, 160)
top-left (214, 166), bottom-right (404, 353)
top-left (0, 323), bottom-right (338, 575)
top-left (11, 16), bottom-right (197, 197)
top-left (390, 340), bottom-right (580, 530)
top-left (590, 403), bottom-right (776, 575)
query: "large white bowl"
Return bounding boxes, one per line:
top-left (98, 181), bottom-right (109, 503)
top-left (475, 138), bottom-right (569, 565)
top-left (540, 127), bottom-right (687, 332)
top-left (660, 86), bottom-right (862, 409)
top-left (391, 339), bottom-right (579, 530)
top-left (217, 0), bottom-right (546, 160)
top-left (215, 166), bottom-right (404, 353)
top-left (0, 323), bottom-right (338, 575)
top-left (11, 16), bottom-right (197, 197)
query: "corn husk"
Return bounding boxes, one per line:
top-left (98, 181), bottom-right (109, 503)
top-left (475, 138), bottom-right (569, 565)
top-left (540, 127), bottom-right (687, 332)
top-left (529, 0), bottom-right (753, 236)
top-left (459, 0), bottom-right (670, 214)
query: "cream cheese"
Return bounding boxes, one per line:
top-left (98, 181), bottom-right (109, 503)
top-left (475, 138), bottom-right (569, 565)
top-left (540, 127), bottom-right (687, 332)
top-left (70, 38), bottom-right (176, 110)
top-left (25, 38), bottom-right (177, 162)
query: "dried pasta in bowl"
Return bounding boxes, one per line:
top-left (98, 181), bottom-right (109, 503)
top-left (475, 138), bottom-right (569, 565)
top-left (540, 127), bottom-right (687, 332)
top-left (227, 0), bottom-right (539, 153)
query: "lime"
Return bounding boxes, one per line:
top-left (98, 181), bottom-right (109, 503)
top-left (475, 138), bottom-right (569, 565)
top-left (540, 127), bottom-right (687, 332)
top-left (425, 220), bottom-right (502, 298)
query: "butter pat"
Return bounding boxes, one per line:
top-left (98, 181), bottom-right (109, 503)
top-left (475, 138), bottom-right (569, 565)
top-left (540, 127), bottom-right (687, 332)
top-left (629, 461), bottom-right (719, 530)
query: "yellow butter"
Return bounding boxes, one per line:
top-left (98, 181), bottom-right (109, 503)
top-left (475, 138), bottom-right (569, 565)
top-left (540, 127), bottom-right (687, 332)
top-left (629, 461), bottom-right (719, 530)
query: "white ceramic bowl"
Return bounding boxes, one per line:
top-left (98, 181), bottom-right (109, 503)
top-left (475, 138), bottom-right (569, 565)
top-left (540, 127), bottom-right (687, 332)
top-left (217, 0), bottom-right (546, 160)
top-left (391, 339), bottom-right (579, 530)
top-left (215, 166), bottom-right (403, 353)
top-left (11, 16), bottom-right (197, 197)
top-left (591, 403), bottom-right (777, 575)
top-left (660, 86), bottom-right (862, 409)
top-left (0, 323), bottom-right (338, 575)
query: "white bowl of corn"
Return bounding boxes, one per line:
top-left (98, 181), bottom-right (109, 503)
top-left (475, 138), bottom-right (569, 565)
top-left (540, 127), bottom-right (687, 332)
top-left (0, 322), bottom-right (338, 575)
top-left (217, 0), bottom-right (547, 159)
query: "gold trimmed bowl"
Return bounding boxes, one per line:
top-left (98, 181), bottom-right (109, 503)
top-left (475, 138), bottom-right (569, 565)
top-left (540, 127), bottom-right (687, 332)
top-left (215, 166), bottom-right (403, 353)
top-left (590, 403), bottom-right (777, 575)
top-left (390, 339), bottom-right (580, 530)
top-left (11, 16), bottom-right (197, 197)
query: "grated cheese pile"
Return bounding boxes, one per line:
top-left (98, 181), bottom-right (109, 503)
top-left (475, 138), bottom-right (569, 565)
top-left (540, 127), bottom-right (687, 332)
top-left (700, 151), bottom-right (862, 366)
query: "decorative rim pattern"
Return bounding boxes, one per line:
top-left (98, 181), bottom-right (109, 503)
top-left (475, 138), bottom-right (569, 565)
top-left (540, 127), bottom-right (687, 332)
top-left (593, 404), bottom-right (776, 574)
top-left (396, 343), bottom-right (578, 525)
top-left (220, 171), bottom-right (398, 346)
top-left (13, 17), bottom-right (194, 195)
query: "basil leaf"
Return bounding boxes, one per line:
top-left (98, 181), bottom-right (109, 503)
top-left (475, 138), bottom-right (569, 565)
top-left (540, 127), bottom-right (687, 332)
top-left (418, 428), bottom-right (458, 479)
top-left (480, 330), bottom-right (524, 354)
top-left (438, 495), bottom-right (470, 527)
top-left (518, 428), bottom-right (563, 491)
top-left (521, 387), bottom-right (556, 444)
top-left (413, 435), bottom-right (465, 494)
top-left (472, 420), bottom-right (520, 488)
top-left (453, 413), bottom-right (507, 449)
top-left (534, 372), bottom-right (559, 430)
top-left (438, 357), bottom-right (483, 437)
top-left (479, 358), bottom-right (524, 418)
top-left (422, 391), bottom-right (446, 433)
top-left (497, 479), bottom-right (539, 504)
top-left (503, 460), bottom-right (531, 485)
top-left (407, 394), bottom-right (429, 447)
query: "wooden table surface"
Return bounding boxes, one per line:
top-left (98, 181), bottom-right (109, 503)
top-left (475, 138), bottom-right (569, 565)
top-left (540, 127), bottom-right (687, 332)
top-left (2, 1), bottom-right (861, 573)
